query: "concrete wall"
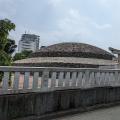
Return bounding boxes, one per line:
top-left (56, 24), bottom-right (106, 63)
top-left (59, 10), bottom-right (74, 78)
top-left (1, 87), bottom-right (120, 120)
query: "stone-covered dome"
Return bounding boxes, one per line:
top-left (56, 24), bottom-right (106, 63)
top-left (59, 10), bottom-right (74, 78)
top-left (31, 42), bottom-right (113, 60)
top-left (14, 42), bottom-right (116, 68)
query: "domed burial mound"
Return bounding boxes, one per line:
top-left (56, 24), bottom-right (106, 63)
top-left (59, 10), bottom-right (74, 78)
top-left (14, 42), bottom-right (115, 68)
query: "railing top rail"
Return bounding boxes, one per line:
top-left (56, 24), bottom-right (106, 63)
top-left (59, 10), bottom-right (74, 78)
top-left (0, 66), bottom-right (120, 72)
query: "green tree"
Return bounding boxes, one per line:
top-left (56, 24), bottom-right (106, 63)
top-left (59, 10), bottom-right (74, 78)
top-left (4, 39), bottom-right (17, 55)
top-left (13, 50), bottom-right (32, 61)
top-left (0, 19), bottom-right (16, 66)
top-left (0, 19), bottom-right (16, 83)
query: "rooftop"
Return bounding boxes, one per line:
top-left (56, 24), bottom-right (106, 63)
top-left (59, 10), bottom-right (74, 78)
top-left (31, 42), bottom-right (114, 60)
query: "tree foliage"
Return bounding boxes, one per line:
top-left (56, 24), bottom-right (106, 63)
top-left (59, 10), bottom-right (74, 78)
top-left (0, 19), bottom-right (16, 83)
top-left (4, 39), bottom-right (17, 54)
top-left (0, 19), bottom-right (15, 50)
top-left (13, 50), bottom-right (32, 61)
top-left (0, 19), bottom-right (16, 66)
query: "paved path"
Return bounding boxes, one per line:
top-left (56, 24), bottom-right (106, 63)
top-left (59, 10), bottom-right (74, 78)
top-left (54, 106), bottom-right (120, 120)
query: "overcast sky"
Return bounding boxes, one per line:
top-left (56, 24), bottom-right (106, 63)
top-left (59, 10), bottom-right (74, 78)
top-left (0, 0), bottom-right (119, 50)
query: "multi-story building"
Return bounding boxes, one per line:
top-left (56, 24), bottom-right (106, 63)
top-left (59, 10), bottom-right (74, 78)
top-left (18, 34), bottom-right (40, 52)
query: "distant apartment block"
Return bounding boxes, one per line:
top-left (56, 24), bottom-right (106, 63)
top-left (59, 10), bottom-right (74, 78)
top-left (18, 34), bottom-right (40, 52)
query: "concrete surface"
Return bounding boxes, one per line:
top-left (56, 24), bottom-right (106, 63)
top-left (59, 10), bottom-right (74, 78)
top-left (54, 106), bottom-right (120, 120)
top-left (1, 87), bottom-right (120, 120)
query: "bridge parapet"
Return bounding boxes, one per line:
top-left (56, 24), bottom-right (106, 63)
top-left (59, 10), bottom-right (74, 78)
top-left (0, 66), bottom-right (120, 94)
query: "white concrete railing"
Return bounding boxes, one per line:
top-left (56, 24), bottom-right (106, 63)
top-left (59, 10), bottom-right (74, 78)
top-left (0, 66), bottom-right (120, 94)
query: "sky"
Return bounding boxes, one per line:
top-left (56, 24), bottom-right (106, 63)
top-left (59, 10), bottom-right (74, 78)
top-left (0, 0), bottom-right (119, 51)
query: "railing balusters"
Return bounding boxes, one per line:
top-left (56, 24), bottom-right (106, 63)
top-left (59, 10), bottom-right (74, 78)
top-left (105, 72), bottom-right (110, 86)
top-left (58, 72), bottom-right (64, 87)
top-left (51, 72), bottom-right (57, 88)
top-left (110, 72), bottom-right (115, 86)
top-left (89, 72), bottom-right (95, 87)
top-left (2, 72), bottom-right (9, 91)
top-left (71, 72), bottom-right (77, 87)
top-left (13, 72), bottom-right (20, 90)
top-left (83, 70), bottom-right (90, 88)
top-left (1, 66), bottom-right (120, 94)
top-left (95, 72), bottom-right (100, 87)
top-left (33, 72), bottom-right (39, 90)
top-left (100, 72), bottom-right (105, 86)
top-left (81, 72), bottom-right (86, 88)
top-left (77, 72), bottom-right (83, 87)
top-left (23, 72), bottom-right (30, 89)
top-left (41, 70), bottom-right (49, 89)
top-left (118, 72), bottom-right (120, 86)
top-left (65, 72), bottom-right (71, 87)
top-left (115, 71), bottom-right (119, 86)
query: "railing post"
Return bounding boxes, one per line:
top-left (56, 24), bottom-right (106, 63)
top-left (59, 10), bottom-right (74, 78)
top-left (51, 72), bottom-right (57, 88)
top-left (95, 72), bottom-right (100, 87)
top-left (77, 72), bottom-right (83, 88)
top-left (33, 72), bottom-right (39, 90)
top-left (99, 72), bottom-right (105, 87)
top-left (104, 72), bottom-right (110, 86)
top-left (2, 72), bottom-right (9, 91)
top-left (41, 70), bottom-right (49, 89)
top-left (23, 72), bottom-right (30, 89)
top-left (58, 72), bottom-right (64, 87)
top-left (109, 72), bottom-right (115, 86)
top-left (65, 72), bottom-right (70, 87)
top-left (84, 70), bottom-right (90, 88)
top-left (89, 72), bottom-right (95, 87)
top-left (13, 72), bottom-right (20, 90)
top-left (118, 72), bottom-right (120, 86)
top-left (115, 71), bottom-right (119, 86)
top-left (71, 72), bottom-right (77, 87)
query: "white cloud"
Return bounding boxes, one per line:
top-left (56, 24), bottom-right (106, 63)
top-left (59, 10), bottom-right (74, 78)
top-left (0, 0), bottom-right (25, 19)
top-left (49, 0), bottom-right (63, 7)
top-left (57, 9), bottom-right (96, 40)
top-left (4, 0), bottom-right (118, 50)
top-left (92, 22), bottom-right (112, 30)
top-left (97, 0), bottom-right (119, 7)
top-left (97, 0), bottom-right (111, 6)
top-left (98, 0), bottom-right (109, 4)
top-left (0, 0), bottom-right (17, 18)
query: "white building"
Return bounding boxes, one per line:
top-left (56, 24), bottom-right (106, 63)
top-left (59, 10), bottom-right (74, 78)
top-left (18, 34), bottom-right (40, 52)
